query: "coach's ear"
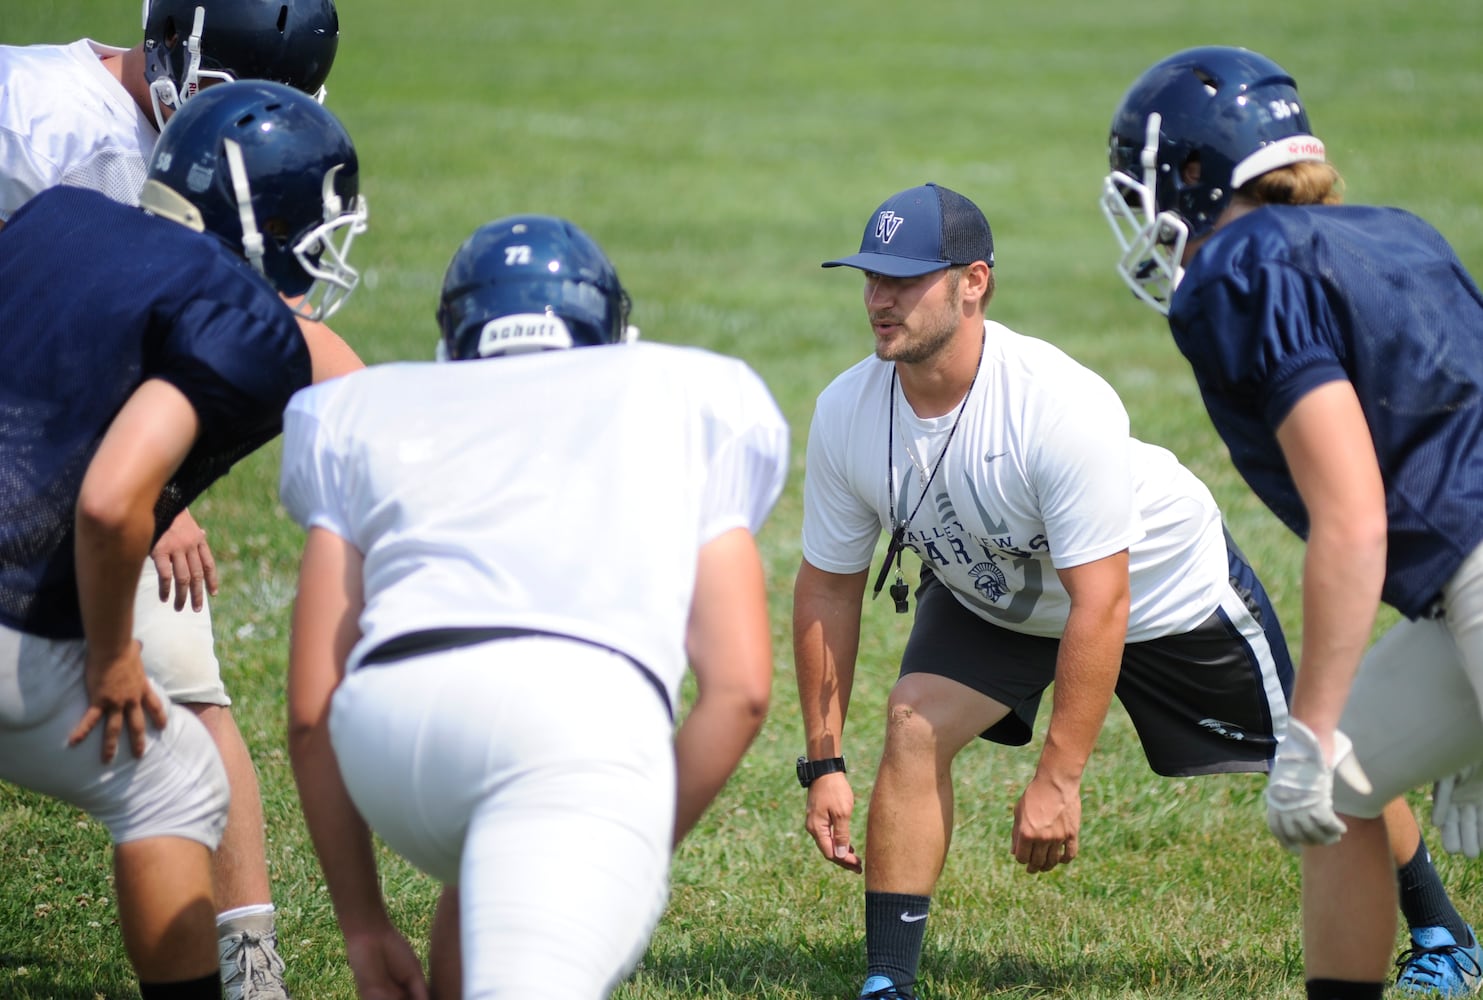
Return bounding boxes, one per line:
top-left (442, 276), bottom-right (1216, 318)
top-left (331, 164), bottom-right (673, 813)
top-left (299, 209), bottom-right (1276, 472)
top-left (961, 259), bottom-right (993, 313)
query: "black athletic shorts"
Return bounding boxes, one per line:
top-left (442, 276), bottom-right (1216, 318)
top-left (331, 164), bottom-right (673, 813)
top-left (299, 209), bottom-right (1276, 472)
top-left (899, 535), bottom-right (1293, 777)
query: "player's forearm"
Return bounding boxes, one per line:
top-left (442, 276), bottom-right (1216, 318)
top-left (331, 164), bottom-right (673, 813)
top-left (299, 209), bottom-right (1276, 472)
top-left (1289, 521), bottom-right (1385, 735)
top-left (74, 495), bottom-right (154, 658)
top-left (289, 721), bottom-right (393, 936)
top-left (678, 528), bottom-right (773, 843)
top-left (75, 380), bottom-right (201, 655)
top-left (1273, 381), bottom-right (1388, 744)
top-left (673, 683), bottom-right (769, 845)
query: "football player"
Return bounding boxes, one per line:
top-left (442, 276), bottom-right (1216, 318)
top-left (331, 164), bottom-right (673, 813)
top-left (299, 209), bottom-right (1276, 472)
top-left (281, 215), bottom-right (788, 1000)
top-left (0, 80), bottom-right (366, 1000)
top-left (1103, 45), bottom-right (1483, 1000)
top-left (0, 5), bottom-right (357, 995)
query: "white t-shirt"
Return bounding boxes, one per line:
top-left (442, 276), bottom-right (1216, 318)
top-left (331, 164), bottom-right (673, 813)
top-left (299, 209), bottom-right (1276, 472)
top-left (801, 320), bottom-right (1229, 641)
top-left (280, 342), bottom-right (790, 710)
top-left (0, 39), bottom-right (156, 220)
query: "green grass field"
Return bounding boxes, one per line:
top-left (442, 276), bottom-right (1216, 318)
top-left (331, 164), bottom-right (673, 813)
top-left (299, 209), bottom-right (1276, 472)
top-left (5, 1), bottom-right (1483, 997)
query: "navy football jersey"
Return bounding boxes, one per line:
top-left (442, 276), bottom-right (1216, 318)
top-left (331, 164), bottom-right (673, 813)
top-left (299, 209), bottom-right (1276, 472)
top-left (1170, 203), bottom-right (1483, 618)
top-left (0, 186), bottom-right (312, 638)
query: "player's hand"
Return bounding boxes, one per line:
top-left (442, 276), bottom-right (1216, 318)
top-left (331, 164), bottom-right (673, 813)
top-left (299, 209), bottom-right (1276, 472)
top-left (1432, 762), bottom-right (1483, 858)
top-left (804, 772), bottom-right (862, 873)
top-left (1012, 773), bottom-right (1080, 874)
top-left (150, 508), bottom-right (219, 612)
top-left (67, 640), bottom-right (168, 763)
top-left (1265, 718), bottom-right (1372, 852)
top-left (344, 926), bottom-right (430, 1000)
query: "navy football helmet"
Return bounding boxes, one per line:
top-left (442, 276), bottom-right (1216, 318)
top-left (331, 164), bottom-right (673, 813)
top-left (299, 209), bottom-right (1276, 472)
top-left (436, 215), bottom-right (635, 361)
top-left (142, 0), bottom-right (339, 130)
top-left (1101, 46), bottom-right (1326, 313)
top-left (139, 80), bottom-right (367, 320)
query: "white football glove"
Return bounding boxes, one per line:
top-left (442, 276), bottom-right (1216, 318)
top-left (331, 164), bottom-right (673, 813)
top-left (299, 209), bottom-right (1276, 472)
top-left (1432, 763), bottom-right (1483, 858)
top-left (1265, 718), bottom-right (1373, 853)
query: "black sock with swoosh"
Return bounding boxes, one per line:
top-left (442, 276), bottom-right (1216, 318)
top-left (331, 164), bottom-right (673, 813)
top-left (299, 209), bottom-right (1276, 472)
top-left (1397, 836), bottom-right (1472, 946)
top-left (865, 890), bottom-right (931, 990)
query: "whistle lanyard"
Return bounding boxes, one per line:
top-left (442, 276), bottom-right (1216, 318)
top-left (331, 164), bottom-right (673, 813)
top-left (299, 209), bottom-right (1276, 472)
top-left (873, 355), bottom-right (980, 613)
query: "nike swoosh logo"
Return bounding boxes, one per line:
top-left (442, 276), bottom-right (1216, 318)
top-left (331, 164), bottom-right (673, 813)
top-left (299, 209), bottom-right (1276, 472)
top-left (984, 451), bottom-right (1008, 463)
top-left (900, 912), bottom-right (928, 922)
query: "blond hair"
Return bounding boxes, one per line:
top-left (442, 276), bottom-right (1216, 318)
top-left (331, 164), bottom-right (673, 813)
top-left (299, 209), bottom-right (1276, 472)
top-left (1240, 161), bottom-right (1346, 207)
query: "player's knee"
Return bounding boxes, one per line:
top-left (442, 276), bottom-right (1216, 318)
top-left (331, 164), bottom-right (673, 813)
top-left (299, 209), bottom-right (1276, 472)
top-left (105, 707), bottom-right (231, 849)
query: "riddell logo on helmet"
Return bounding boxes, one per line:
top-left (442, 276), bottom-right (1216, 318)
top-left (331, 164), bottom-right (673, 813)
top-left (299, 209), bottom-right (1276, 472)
top-left (1286, 139), bottom-right (1325, 157)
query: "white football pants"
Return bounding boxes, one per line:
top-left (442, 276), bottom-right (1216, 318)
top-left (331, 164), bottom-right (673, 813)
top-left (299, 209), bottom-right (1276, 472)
top-left (330, 634), bottom-right (675, 999)
top-left (132, 559), bottom-right (228, 705)
top-left (0, 624), bottom-right (229, 846)
top-left (1334, 540), bottom-right (1483, 817)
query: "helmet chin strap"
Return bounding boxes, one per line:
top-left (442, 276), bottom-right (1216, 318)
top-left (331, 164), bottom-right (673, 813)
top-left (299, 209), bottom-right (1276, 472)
top-left (1138, 112), bottom-right (1162, 216)
top-left (181, 7), bottom-right (206, 97)
top-left (147, 80), bottom-right (176, 132)
top-left (222, 138), bottom-right (267, 278)
top-left (145, 5), bottom-right (206, 132)
top-left (320, 164), bottom-right (344, 219)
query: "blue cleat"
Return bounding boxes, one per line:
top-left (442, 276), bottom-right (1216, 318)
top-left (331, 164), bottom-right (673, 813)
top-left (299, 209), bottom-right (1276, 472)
top-left (1395, 925), bottom-right (1483, 996)
top-left (859, 975), bottom-right (918, 999)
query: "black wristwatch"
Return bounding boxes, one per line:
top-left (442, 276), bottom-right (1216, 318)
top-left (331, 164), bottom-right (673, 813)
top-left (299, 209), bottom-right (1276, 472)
top-left (796, 755), bottom-right (847, 788)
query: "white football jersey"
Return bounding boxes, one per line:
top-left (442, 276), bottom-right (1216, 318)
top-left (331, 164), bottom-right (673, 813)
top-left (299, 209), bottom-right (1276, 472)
top-left (280, 342), bottom-right (790, 709)
top-left (802, 320), bottom-right (1229, 641)
top-left (0, 39), bottom-right (156, 220)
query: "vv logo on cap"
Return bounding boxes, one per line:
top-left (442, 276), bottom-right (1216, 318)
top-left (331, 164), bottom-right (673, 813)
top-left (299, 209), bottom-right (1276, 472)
top-left (875, 211), bottom-right (906, 244)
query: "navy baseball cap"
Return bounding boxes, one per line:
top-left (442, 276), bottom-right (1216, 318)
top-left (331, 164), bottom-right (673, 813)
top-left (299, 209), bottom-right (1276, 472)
top-left (822, 182), bottom-right (995, 277)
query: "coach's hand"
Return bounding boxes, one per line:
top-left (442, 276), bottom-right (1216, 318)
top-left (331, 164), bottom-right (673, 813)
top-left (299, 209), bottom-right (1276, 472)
top-left (805, 772), bottom-right (862, 873)
top-left (1265, 718), bottom-right (1372, 852)
top-left (68, 640), bottom-right (168, 763)
top-left (1012, 772), bottom-right (1080, 874)
top-left (1432, 763), bottom-right (1483, 858)
top-left (151, 507), bottom-right (219, 612)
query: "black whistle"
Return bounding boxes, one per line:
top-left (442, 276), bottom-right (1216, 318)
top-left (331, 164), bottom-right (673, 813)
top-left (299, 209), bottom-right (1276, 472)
top-left (889, 578), bottom-right (910, 614)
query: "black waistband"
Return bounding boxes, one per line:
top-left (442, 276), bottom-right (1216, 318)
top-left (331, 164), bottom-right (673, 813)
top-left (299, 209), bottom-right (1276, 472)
top-left (358, 626), bottom-right (673, 721)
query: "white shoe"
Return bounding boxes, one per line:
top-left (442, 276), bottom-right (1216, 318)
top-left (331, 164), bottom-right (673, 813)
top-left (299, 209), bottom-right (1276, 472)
top-left (219, 911), bottom-right (292, 1000)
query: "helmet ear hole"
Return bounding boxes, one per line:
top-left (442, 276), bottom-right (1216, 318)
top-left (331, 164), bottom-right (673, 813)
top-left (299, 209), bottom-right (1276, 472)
top-left (1180, 153), bottom-right (1201, 187)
